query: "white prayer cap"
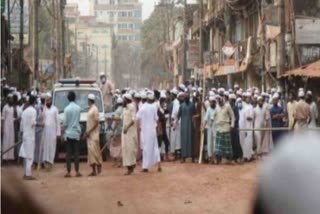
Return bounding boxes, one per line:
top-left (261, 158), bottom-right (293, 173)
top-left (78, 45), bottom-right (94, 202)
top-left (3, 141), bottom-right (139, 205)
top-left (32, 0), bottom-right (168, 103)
top-left (192, 87), bottom-right (197, 91)
top-left (190, 75), bottom-right (195, 79)
top-left (134, 92), bottom-right (141, 99)
top-left (88, 93), bottom-right (95, 101)
top-left (247, 88), bottom-right (252, 94)
top-left (243, 92), bottom-right (251, 97)
top-left (236, 90), bottom-right (243, 96)
top-left (124, 93), bottom-right (132, 100)
top-left (236, 97), bottom-right (242, 103)
top-left (31, 90), bottom-right (37, 96)
top-left (192, 92), bottom-right (197, 97)
top-left (7, 93), bottom-right (13, 98)
top-left (215, 95), bottom-right (222, 100)
top-left (178, 92), bottom-right (184, 97)
top-left (115, 89), bottom-right (121, 94)
top-left (171, 87), bottom-right (178, 95)
top-left (179, 84), bottom-right (186, 91)
top-left (307, 90), bottom-right (312, 96)
top-left (262, 92), bottom-right (268, 97)
top-left (271, 88), bottom-right (276, 93)
top-left (184, 88), bottom-right (188, 92)
top-left (140, 91), bottom-right (147, 99)
top-left (198, 87), bottom-right (203, 93)
top-left (228, 89), bottom-right (233, 93)
top-left (234, 84), bottom-right (239, 88)
top-left (160, 92), bottom-right (166, 99)
top-left (298, 87), bottom-right (304, 92)
top-left (46, 92), bottom-right (52, 98)
top-left (272, 93), bottom-right (279, 100)
top-left (298, 91), bottom-right (305, 98)
top-left (147, 92), bottom-right (155, 100)
top-left (99, 72), bottom-right (106, 76)
top-left (209, 91), bottom-right (215, 97)
top-left (257, 96), bottom-right (263, 101)
top-left (211, 87), bottom-right (217, 91)
top-left (116, 97), bottom-right (123, 104)
top-left (209, 96), bottom-right (216, 101)
top-left (229, 93), bottom-right (237, 100)
top-left (218, 87), bottom-right (225, 93)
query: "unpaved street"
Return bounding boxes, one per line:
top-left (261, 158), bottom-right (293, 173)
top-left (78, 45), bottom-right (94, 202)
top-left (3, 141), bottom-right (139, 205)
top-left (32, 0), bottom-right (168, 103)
top-left (2, 161), bottom-right (259, 214)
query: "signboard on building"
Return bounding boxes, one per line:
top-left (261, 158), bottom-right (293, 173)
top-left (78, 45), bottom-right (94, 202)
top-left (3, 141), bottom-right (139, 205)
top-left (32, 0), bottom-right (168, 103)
top-left (299, 45), bottom-right (320, 65)
top-left (187, 40), bottom-right (199, 69)
top-left (222, 41), bottom-right (237, 74)
top-left (295, 19), bottom-right (320, 44)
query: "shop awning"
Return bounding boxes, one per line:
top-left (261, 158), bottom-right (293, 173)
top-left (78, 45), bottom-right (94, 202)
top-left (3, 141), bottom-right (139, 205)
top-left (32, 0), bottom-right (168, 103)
top-left (282, 60), bottom-right (320, 78)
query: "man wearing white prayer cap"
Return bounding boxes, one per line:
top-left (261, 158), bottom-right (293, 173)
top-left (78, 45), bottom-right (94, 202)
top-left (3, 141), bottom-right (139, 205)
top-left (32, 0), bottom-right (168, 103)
top-left (269, 92), bottom-right (284, 145)
top-left (40, 90), bottom-right (61, 171)
top-left (83, 93), bottom-right (103, 176)
top-left (136, 89), bottom-right (162, 172)
top-left (254, 132), bottom-right (320, 214)
top-left (203, 95), bottom-right (217, 163)
top-left (293, 90), bottom-right (311, 130)
top-left (121, 91), bottom-right (137, 175)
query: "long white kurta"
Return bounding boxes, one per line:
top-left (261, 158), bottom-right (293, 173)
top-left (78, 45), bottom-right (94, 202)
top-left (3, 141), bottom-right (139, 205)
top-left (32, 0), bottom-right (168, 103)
top-left (19, 106), bottom-right (37, 160)
top-left (308, 102), bottom-right (319, 128)
top-left (242, 103), bottom-right (254, 159)
top-left (42, 106), bottom-right (61, 164)
top-left (137, 103), bottom-right (160, 169)
top-left (254, 106), bottom-right (267, 155)
top-left (170, 99), bottom-right (181, 153)
top-left (2, 104), bottom-right (15, 160)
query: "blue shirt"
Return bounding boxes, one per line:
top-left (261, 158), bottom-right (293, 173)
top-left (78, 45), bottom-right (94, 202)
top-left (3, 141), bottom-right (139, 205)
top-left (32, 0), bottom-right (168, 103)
top-left (63, 102), bottom-right (81, 140)
top-left (270, 105), bottom-right (284, 128)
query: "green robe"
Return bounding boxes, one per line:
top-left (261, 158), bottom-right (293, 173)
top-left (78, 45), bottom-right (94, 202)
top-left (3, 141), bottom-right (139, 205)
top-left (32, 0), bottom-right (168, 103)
top-left (178, 101), bottom-right (195, 158)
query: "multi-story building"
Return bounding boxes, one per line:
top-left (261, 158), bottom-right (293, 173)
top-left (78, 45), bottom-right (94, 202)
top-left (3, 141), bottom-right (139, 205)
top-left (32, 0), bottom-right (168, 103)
top-left (65, 4), bottom-right (114, 80)
top-left (88, 0), bottom-right (142, 43)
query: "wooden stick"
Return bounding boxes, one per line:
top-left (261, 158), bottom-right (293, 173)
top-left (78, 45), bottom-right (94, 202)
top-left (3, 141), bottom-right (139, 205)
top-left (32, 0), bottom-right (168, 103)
top-left (198, 69), bottom-right (206, 164)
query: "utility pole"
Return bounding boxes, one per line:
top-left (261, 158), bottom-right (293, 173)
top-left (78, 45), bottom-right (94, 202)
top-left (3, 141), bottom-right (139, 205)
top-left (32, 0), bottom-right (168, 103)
top-left (74, 24), bottom-right (78, 76)
top-left (96, 46), bottom-right (99, 80)
top-left (33, 0), bottom-right (39, 87)
top-left (19, 0), bottom-right (24, 88)
top-left (60, 0), bottom-right (66, 78)
top-left (56, 0), bottom-right (62, 79)
top-left (7, 0), bottom-right (11, 81)
top-left (277, 0), bottom-right (285, 86)
top-left (182, 0), bottom-right (187, 84)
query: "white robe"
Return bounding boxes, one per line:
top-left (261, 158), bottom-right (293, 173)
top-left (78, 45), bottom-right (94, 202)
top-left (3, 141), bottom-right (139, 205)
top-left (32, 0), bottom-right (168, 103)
top-left (137, 103), bottom-right (160, 169)
top-left (42, 106), bottom-right (61, 164)
top-left (239, 107), bottom-right (246, 156)
top-left (170, 99), bottom-right (181, 153)
top-left (308, 102), bottom-right (318, 128)
top-left (254, 106), bottom-right (267, 155)
top-left (19, 106), bottom-right (37, 160)
top-left (242, 103), bottom-right (254, 159)
top-left (2, 104), bottom-right (15, 160)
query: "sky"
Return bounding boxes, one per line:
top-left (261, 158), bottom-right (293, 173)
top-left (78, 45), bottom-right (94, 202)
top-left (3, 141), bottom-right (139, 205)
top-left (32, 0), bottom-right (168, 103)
top-left (67, 0), bottom-right (159, 20)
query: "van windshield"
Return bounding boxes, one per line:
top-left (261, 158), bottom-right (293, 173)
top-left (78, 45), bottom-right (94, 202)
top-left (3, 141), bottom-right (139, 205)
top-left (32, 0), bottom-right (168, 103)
top-left (54, 90), bottom-right (103, 113)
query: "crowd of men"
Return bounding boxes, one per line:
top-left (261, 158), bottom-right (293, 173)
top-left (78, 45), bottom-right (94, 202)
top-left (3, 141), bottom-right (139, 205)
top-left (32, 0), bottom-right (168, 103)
top-left (1, 75), bottom-right (320, 179)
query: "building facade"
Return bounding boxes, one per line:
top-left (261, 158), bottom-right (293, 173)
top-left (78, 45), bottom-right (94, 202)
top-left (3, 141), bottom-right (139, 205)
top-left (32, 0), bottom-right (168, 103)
top-left (88, 0), bottom-right (142, 43)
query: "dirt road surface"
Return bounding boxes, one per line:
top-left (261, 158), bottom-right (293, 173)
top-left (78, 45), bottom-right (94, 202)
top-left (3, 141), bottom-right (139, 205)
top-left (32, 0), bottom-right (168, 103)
top-left (2, 161), bottom-right (259, 214)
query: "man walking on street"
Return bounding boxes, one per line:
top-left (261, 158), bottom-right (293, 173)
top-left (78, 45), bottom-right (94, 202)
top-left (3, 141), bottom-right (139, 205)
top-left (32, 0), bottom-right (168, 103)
top-left (42, 93), bottom-right (61, 171)
top-left (19, 96), bottom-right (37, 180)
top-left (63, 91), bottom-right (82, 178)
top-left (83, 94), bottom-right (102, 176)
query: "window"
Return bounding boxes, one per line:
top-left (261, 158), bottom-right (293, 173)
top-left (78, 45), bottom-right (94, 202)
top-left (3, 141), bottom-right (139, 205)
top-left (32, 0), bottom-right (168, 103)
top-left (118, 11), bottom-right (127, 17)
top-left (128, 11), bottom-right (132, 17)
top-left (122, 35), bottom-right (127, 40)
top-left (133, 10), bottom-right (141, 17)
top-left (135, 35), bottom-right (140, 41)
top-left (128, 23), bottom-right (134, 29)
top-left (118, 23), bottom-right (127, 29)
